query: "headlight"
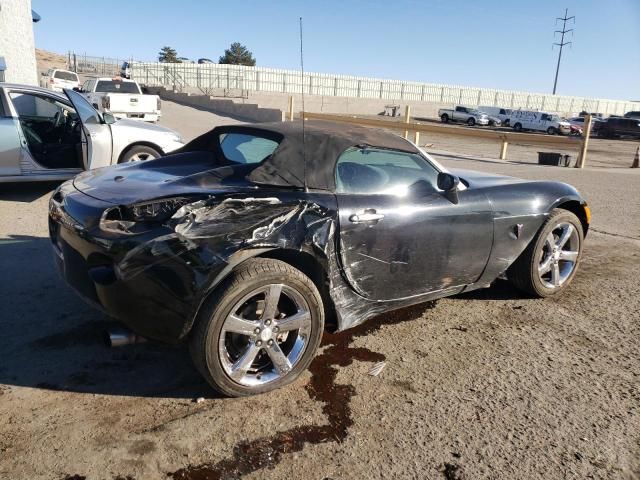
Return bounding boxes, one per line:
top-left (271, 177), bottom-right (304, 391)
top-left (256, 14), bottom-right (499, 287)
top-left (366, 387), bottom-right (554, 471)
top-left (100, 196), bottom-right (197, 234)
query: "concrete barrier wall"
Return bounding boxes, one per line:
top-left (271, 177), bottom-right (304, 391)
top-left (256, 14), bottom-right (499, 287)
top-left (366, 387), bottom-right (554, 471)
top-left (179, 87), bottom-right (450, 120)
top-left (148, 87), bottom-right (284, 123)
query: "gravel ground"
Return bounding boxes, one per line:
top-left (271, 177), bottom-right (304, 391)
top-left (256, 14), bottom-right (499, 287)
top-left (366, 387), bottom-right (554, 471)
top-left (0, 101), bottom-right (638, 480)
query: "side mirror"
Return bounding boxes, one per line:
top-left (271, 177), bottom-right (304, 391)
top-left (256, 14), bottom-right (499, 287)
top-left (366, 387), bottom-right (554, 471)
top-left (102, 112), bottom-right (116, 125)
top-left (72, 87), bottom-right (81, 92)
top-left (437, 172), bottom-right (460, 204)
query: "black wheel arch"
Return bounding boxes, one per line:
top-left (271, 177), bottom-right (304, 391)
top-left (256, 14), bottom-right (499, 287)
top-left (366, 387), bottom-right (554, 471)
top-left (554, 199), bottom-right (590, 236)
top-left (184, 247), bottom-right (337, 341)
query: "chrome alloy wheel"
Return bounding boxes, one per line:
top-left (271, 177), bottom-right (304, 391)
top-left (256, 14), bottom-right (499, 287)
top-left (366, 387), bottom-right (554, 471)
top-left (537, 222), bottom-right (580, 289)
top-left (127, 152), bottom-right (157, 162)
top-left (218, 284), bottom-right (312, 387)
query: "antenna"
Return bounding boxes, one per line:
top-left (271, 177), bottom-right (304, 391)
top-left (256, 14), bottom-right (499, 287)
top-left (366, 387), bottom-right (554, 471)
top-left (299, 16), bottom-right (308, 192)
top-left (552, 8), bottom-right (575, 95)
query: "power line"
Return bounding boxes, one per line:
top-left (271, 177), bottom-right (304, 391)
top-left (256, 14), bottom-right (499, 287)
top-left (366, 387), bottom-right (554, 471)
top-left (552, 8), bottom-right (575, 95)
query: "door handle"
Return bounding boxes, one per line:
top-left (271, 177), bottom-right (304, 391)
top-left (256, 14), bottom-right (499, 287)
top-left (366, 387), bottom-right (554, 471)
top-left (349, 210), bottom-right (384, 223)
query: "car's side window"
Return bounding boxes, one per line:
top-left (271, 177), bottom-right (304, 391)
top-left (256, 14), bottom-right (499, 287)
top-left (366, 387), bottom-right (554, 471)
top-left (9, 92), bottom-right (64, 119)
top-left (335, 147), bottom-right (440, 196)
top-left (219, 133), bottom-right (280, 164)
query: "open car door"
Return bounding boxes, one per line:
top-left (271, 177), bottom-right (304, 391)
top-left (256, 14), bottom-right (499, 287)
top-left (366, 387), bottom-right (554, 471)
top-left (64, 89), bottom-right (113, 170)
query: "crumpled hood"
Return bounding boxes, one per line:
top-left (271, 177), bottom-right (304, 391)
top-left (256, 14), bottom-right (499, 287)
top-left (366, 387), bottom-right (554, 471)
top-left (73, 152), bottom-right (245, 205)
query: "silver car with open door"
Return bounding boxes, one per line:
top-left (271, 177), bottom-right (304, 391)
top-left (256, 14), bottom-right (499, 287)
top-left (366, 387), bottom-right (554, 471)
top-left (0, 84), bottom-right (184, 183)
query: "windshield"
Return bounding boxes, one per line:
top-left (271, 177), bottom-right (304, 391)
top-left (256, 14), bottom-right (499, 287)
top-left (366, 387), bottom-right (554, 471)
top-left (53, 71), bottom-right (78, 82)
top-left (95, 81), bottom-right (141, 94)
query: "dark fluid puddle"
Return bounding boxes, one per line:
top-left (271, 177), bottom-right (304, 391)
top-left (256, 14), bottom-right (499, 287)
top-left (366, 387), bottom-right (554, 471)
top-left (168, 301), bottom-right (436, 480)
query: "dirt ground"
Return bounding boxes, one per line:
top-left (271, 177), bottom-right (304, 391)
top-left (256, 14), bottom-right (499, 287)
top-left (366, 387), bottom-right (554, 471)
top-left (0, 101), bottom-right (638, 480)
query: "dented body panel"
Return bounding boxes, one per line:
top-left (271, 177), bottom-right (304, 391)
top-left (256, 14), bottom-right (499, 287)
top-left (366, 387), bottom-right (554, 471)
top-left (49, 124), bottom-right (588, 344)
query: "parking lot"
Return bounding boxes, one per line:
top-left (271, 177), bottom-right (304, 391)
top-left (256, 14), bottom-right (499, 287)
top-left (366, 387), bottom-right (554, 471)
top-left (1, 101), bottom-right (639, 480)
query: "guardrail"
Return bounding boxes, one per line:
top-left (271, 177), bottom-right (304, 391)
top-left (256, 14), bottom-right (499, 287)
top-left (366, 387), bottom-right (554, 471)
top-left (300, 110), bottom-right (594, 167)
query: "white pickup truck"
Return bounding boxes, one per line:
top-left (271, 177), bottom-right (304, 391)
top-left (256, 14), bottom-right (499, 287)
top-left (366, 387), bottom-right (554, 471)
top-left (438, 106), bottom-right (489, 126)
top-left (80, 78), bottom-right (161, 123)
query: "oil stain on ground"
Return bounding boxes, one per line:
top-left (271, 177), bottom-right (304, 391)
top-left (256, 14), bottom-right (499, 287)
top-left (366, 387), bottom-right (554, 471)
top-left (168, 301), bottom-right (436, 480)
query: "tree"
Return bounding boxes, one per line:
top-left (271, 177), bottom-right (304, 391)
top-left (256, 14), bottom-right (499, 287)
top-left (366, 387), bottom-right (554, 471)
top-left (218, 42), bottom-right (256, 66)
top-left (158, 46), bottom-right (178, 63)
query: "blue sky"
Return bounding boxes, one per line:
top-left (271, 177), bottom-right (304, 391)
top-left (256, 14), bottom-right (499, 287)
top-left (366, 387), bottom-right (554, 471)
top-left (32, 0), bottom-right (639, 100)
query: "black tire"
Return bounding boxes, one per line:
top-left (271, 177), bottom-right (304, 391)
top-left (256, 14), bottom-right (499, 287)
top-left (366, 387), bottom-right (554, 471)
top-left (119, 145), bottom-right (162, 163)
top-left (189, 258), bottom-right (325, 397)
top-left (503, 119), bottom-right (510, 127)
top-left (547, 126), bottom-right (557, 135)
top-left (488, 120), bottom-right (496, 127)
top-left (440, 114), bottom-right (449, 123)
top-left (508, 209), bottom-right (584, 298)
top-left (513, 122), bottom-right (523, 132)
top-left (467, 117), bottom-right (476, 126)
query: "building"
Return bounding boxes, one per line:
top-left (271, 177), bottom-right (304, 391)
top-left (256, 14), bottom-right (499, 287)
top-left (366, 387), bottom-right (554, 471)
top-left (0, 0), bottom-right (40, 85)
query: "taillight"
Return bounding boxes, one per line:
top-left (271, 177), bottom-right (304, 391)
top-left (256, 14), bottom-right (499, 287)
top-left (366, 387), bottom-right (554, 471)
top-left (157, 98), bottom-right (161, 111)
top-left (102, 97), bottom-right (110, 110)
top-left (49, 78), bottom-right (54, 84)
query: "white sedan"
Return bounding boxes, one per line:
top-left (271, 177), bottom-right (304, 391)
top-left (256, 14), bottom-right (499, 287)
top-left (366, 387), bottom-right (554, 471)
top-left (0, 84), bottom-right (184, 182)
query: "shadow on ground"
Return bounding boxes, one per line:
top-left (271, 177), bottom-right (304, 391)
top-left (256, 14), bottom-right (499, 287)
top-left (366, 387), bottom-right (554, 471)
top-left (0, 181), bottom-right (63, 203)
top-left (0, 231), bottom-right (525, 402)
top-left (0, 234), bottom-right (213, 400)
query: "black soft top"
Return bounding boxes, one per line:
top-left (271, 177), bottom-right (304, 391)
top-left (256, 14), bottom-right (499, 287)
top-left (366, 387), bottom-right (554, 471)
top-left (179, 120), bottom-right (419, 190)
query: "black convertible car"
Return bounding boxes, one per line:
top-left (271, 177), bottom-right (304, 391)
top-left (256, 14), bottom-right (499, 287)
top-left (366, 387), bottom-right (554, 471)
top-left (49, 120), bottom-right (590, 396)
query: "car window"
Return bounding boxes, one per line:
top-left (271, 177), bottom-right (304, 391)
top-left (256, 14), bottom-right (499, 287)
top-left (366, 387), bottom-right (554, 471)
top-left (335, 147), bottom-right (440, 196)
top-left (9, 92), bottom-right (66, 118)
top-left (53, 70), bottom-right (78, 82)
top-left (95, 81), bottom-right (141, 94)
top-left (65, 89), bottom-right (101, 125)
top-left (219, 133), bottom-right (280, 164)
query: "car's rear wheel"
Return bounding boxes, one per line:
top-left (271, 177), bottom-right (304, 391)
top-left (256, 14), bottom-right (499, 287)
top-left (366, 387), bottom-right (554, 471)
top-left (119, 145), bottom-right (161, 163)
top-left (513, 122), bottom-right (523, 132)
top-left (467, 117), bottom-right (476, 126)
top-left (189, 258), bottom-right (324, 397)
top-left (547, 126), bottom-right (557, 135)
top-left (441, 114), bottom-right (449, 123)
top-left (508, 209), bottom-right (584, 297)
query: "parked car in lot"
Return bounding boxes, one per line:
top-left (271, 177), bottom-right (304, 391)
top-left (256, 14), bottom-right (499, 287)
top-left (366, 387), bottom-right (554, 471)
top-left (80, 77), bottom-right (161, 122)
top-left (597, 116), bottom-right (640, 138)
top-left (478, 106), bottom-right (512, 126)
top-left (49, 120), bottom-right (590, 396)
top-left (0, 84), bottom-right (183, 182)
top-left (510, 110), bottom-right (571, 135)
top-left (198, 58), bottom-right (214, 64)
top-left (623, 111), bottom-right (640, 120)
top-left (39, 69), bottom-right (80, 92)
top-left (438, 106), bottom-right (490, 126)
top-left (565, 116), bottom-right (605, 136)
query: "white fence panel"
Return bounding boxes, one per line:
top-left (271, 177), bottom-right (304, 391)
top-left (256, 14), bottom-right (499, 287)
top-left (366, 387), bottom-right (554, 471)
top-left (130, 62), bottom-right (639, 116)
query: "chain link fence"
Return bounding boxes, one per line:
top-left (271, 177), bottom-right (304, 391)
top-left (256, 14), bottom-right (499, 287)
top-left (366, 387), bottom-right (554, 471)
top-left (130, 62), bottom-right (638, 116)
top-left (67, 52), bottom-right (129, 77)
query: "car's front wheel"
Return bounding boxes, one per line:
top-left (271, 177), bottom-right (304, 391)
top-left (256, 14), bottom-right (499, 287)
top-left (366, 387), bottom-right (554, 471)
top-left (119, 145), bottom-right (161, 163)
top-left (508, 209), bottom-right (584, 297)
top-left (190, 258), bottom-right (324, 397)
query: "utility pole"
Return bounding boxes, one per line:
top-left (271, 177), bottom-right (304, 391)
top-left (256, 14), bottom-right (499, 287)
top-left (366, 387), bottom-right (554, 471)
top-left (552, 8), bottom-right (575, 95)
